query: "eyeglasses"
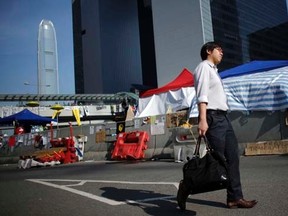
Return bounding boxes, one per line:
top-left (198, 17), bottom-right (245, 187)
top-left (215, 47), bottom-right (223, 53)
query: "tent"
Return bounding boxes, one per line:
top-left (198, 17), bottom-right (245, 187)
top-left (136, 60), bottom-right (288, 118)
top-left (0, 109), bottom-right (56, 125)
top-left (221, 60), bottom-right (288, 111)
top-left (220, 60), bottom-right (288, 79)
top-left (136, 68), bottom-right (195, 118)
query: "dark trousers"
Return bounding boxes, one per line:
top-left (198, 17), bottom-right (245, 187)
top-left (205, 112), bottom-right (243, 201)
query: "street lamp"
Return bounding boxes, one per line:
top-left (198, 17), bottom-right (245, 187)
top-left (24, 82), bottom-right (51, 114)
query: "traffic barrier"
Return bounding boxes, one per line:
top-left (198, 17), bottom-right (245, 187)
top-left (35, 148), bottom-right (66, 163)
top-left (62, 137), bottom-right (77, 163)
top-left (111, 131), bottom-right (149, 160)
top-left (49, 123), bottom-right (77, 164)
top-left (39, 138), bottom-right (76, 163)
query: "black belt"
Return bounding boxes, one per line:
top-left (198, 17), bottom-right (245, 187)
top-left (207, 109), bottom-right (227, 115)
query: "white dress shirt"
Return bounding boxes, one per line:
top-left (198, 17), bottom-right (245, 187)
top-left (193, 60), bottom-right (228, 111)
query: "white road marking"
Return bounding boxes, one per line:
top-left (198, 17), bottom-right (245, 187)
top-left (26, 179), bottom-right (179, 206)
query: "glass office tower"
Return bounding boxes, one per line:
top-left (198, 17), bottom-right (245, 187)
top-left (38, 19), bottom-right (59, 95)
top-left (210, 0), bottom-right (288, 71)
top-left (72, 0), bottom-right (288, 93)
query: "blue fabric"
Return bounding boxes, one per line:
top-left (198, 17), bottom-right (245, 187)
top-left (0, 109), bottom-right (56, 124)
top-left (222, 65), bottom-right (288, 111)
top-left (188, 60), bottom-right (288, 115)
top-left (220, 60), bottom-right (288, 79)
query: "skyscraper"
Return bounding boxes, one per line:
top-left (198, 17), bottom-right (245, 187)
top-left (72, 0), bottom-right (142, 94)
top-left (210, 0), bottom-right (288, 71)
top-left (72, 0), bottom-right (288, 93)
top-left (38, 19), bottom-right (59, 95)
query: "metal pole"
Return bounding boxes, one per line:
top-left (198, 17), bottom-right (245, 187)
top-left (37, 93), bottom-right (40, 114)
top-left (24, 82), bottom-right (50, 115)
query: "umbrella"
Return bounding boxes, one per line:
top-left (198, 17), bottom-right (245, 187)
top-left (50, 104), bottom-right (64, 129)
top-left (26, 101), bottom-right (40, 107)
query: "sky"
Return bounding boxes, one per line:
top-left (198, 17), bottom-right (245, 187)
top-left (0, 0), bottom-right (75, 94)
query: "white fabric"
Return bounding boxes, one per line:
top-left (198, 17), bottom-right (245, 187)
top-left (136, 66), bottom-right (288, 118)
top-left (222, 66), bottom-right (288, 111)
top-left (136, 87), bottom-right (195, 118)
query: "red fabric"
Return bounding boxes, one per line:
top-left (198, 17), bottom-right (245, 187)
top-left (8, 136), bottom-right (16, 147)
top-left (140, 68), bottom-right (194, 98)
top-left (15, 126), bottom-right (24, 135)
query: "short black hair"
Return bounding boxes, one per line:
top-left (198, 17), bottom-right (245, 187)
top-left (200, 41), bottom-right (222, 60)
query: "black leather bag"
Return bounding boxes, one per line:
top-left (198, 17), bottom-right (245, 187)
top-left (182, 136), bottom-right (229, 195)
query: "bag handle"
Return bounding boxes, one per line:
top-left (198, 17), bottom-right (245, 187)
top-left (193, 136), bottom-right (212, 156)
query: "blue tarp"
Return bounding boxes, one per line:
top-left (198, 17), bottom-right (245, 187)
top-left (220, 60), bottom-right (288, 79)
top-left (220, 60), bottom-right (288, 111)
top-left (0, 109), bottom-right (56, 125)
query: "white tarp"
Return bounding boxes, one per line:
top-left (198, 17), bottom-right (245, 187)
top-left (136, 87), bottom-right (195, 118)
top-left (136, 61), bottom-right (288, 118)
top-left (136, 68), bottom-right (195, 118)
top-left (222, 66), bottom-right (288, 111)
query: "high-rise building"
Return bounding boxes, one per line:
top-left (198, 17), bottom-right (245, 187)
top-left (38, 19), bottom-right (59, 95)
top-left (210, 0), bottom-right (288, 71)
top-left (72, 0), bottom-right (143, 94)
top-left (72, 0), bottom-right (288, 94)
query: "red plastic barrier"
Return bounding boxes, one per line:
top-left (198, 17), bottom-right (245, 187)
top-left (62, 137), bottom-right (77, 164)
top-left (48, 137), bottom-right (76, 163)
top-left (111, 131), bottom-right (149, 160)
top-left (37, 150), bottom-right (66, 163)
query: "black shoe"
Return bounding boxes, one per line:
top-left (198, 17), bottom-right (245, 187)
top-left (177, 180), bottom-right (190, 210)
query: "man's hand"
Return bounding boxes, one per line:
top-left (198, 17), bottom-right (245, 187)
top-left (198, 102), bottom-right (208, 136)
top-left (198, 119), bottom-right (208, 136)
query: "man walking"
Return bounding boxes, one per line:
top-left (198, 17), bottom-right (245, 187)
top-left (177, 41), bottom-right (257, 210)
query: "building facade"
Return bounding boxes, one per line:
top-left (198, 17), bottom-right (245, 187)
top-left (38, 19), bottom-right (59, 95)
top-left (72, 0), bottom-right (288, 93)
top-left (72, 0), bottom-right (143, 94)
top-left (211, 0), bottom-right (288, 71)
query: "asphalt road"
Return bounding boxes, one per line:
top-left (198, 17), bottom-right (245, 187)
top-left (0, 155), bottom-right (288, 216)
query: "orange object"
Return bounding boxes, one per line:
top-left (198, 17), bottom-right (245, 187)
top-left (48, 122), bottom-right (77, 164)
top-left (111, 131), bottom-right (149, 160)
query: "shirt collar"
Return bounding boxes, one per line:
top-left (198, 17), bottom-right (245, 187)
top-left (204, 60), bottom-right (217, 70)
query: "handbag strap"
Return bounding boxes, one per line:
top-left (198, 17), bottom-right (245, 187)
top-left (193, 136), bottom-right (212, 156)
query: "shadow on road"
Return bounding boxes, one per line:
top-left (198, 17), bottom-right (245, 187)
top-left (100, 186), bottom-right (197, 215)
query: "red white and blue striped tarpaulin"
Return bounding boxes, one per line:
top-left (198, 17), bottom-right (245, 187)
top-left (221, 60), bottom-right (288, 111)
top-left (137, 61), bottom-right (288, 118)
